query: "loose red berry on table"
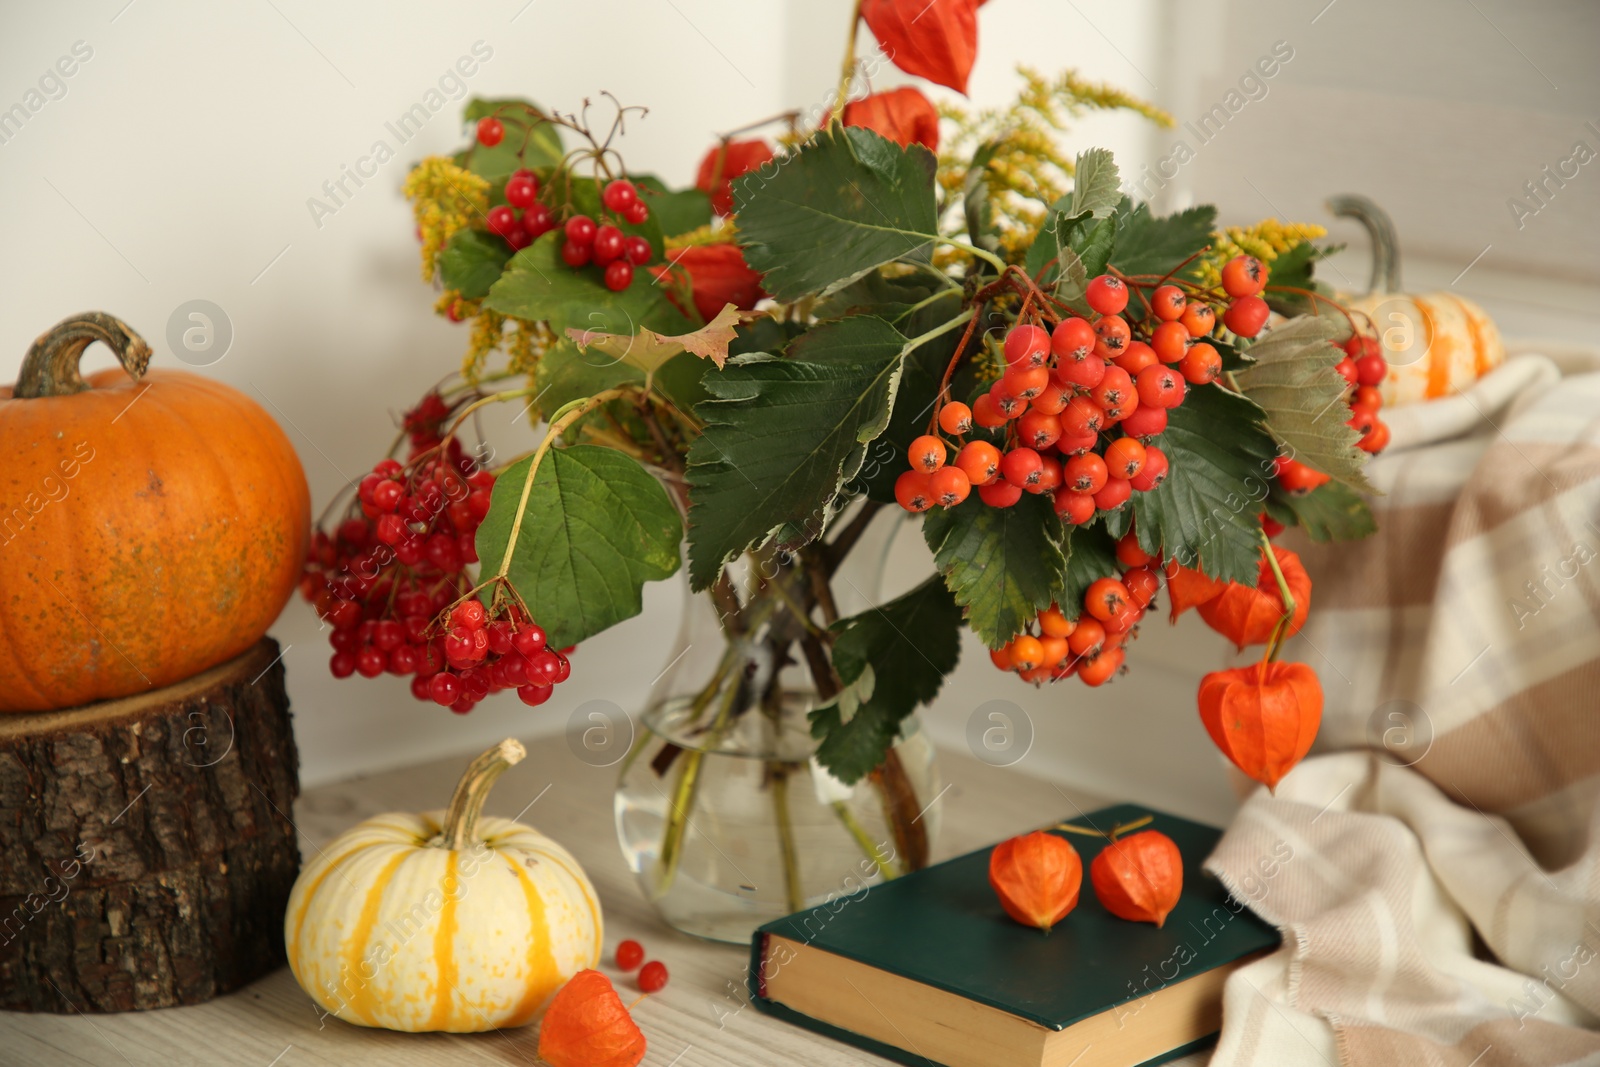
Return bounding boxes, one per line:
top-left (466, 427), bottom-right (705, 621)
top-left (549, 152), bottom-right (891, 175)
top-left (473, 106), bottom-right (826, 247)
top-left (938, 401), bottom-right (973, 435)
top-left (476, 117), bottom-right (504, 147)
top-left (638, 960), bottom-right (669, 993)
top-left (615, 940), bottom-right (645, 971)
top-left (604, 260), bottom-right (634, 291)
top-left (1221, 254), bottom-right (1268, 298)
top-left (1004, 324), bottom-right (1052, 368)
top-left (1086, 275), bottom-right (1129, 316)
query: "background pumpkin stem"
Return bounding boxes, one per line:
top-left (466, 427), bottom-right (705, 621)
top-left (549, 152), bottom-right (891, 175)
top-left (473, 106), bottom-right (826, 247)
top-left (439, 738), bottom-right (526, 850)
top-left (15, 312), bottom-right (153, 398)
top-left (1326, 194), bottom-right (1400, 294)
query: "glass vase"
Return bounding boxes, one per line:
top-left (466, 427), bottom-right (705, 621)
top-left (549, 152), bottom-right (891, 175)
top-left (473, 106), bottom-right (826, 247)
top-left (614, 570), bottom-right (941, 943)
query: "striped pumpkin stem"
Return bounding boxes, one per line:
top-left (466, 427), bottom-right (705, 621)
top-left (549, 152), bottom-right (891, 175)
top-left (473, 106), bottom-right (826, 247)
top-left (438, 738), bottom-right (526, 851)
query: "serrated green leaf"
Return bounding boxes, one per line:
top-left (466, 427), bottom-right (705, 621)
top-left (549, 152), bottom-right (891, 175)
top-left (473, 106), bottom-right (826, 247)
top-left (1270, 480), bottom-right (1377, 542)
top-left (1070, 148), bottom-right (1122, 219)
top-left (485, 232), bottom-right (693, 336)
top-left (1061, 523), bottom-right (1121, 620)
top-left (1234, 316), bottom-right (1372, 491)
top-left (631, 175), bottom-right (713, 237)
top-left (1108, 198), bottom-right (1217, 280)
top-left (685, 315), bottom-right (910, 589)
top-left (809, 576), bottom-right (962, 783)
top-left (734, 126), bottom-right (938, 301)
top-left (1121, 383), bottom-right (1280, 585)
top-left (1067, 213), bottom-right (1118, 283)
top-left (476, 445), bottom-right (682, 649)
top-left (439, 229), bottom-right (511, 299)
top-left (923, 492), bottom-right (1068, 648)
top-left (457, 97), bottom-right (564, 177)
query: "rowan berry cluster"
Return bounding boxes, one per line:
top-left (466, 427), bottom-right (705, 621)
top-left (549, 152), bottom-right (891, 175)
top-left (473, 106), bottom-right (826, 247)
top-left (1271, 326), bottom-right (1390, 501)
top-left (990, 531), bottom-right (1162, 688)
top-left (301, 393), bottom-right (574, 714)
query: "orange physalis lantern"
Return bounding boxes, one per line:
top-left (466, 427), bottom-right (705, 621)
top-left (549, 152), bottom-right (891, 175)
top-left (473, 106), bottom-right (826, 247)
top-left (1197, 545), bottom-right (1311, 649)
top-left (695, 139), bottom-right (776, 216)
top-left (1198, 660), bottom-right (1323, 790)
top-left (1089, 829), bottom-right (1183, 927)
top-left (1165, 562), bottom-right (1227, 621)
top-left (537, 970), bottom-right (646, 1067)
top-left (988, 830), bottom-right (1082, 932)
top-left (842, 87), bottom-right (941, 151)
top-left (861, 0), bottom-right (981, 94)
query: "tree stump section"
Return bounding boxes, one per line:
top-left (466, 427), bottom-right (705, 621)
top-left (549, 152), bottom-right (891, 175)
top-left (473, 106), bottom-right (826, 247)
top-left (0, 639), bottom-right (300, 1013)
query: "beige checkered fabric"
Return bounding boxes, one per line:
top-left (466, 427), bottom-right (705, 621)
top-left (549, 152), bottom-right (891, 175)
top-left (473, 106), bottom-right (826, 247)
top-left (1205, 345), bottom-right (1600, 1067)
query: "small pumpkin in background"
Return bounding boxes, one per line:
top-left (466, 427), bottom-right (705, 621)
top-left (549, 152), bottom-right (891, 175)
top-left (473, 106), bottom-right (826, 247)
top-left (0, 313), bottom-right (309, 712)
top-left (286, 739), bottom-right (602, 1033)
top-left (1328, 195), bottom-right (1504, 407)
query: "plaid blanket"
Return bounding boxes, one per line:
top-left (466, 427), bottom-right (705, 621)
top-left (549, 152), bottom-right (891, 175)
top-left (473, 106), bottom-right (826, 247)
top-left (1204, 343), bottom-right (1600, 1067)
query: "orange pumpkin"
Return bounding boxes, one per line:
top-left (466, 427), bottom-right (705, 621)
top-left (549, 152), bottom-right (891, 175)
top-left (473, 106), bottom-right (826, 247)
top-left (1198, 660), bottom-right (1323, 790)
top-left (0, 313), bottom-right (309, 711)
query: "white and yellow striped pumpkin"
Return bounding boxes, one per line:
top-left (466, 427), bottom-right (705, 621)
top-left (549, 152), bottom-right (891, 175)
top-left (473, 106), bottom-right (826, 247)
top-left (285, 739), bottom-right (601, 1032)
top-left (1330, 195), bottom-right (1504, 407)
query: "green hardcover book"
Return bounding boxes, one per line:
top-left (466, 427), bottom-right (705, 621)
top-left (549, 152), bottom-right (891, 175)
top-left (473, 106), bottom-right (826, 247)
top-left (748, 804), bottom-right (1278, 1067)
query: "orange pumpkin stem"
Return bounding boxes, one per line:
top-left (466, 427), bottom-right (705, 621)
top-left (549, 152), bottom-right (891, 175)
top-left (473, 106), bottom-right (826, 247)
top-left (16, 312), bottom-right (152, 398)
top-left (438, 738), bottom-right (526, 851)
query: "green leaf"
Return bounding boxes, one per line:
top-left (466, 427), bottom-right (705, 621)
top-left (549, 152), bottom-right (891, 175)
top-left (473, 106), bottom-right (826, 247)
top-left (1108, 198), bottom-right (1217, 280)
top-left (1066, 213), bottom-right (1118, 285)
top-left (923, 492), bottom-right (1068, 648)
top-left (962, 141), bottom-right (1001, 251)
top-left (457, 97), bottom-right (564, 177)
top-left (485, 232), bottom-right (694, 336)
top-left (476, 445), bottom-right (682, 649)
top-left (810, 577), bottom-right (962, 784)
top-left (439, 229), bottom-right (511, 299)
top-left (1269, 480), bottom-right (1377, 543)
top-left (1262, 241), bottom-right (1344, 318)
top-left (734, 126), bottom-right (938, 301)
top-left (1061, 522), bottom-right (1120, 620)
top-left (1120, 383), bottom-right (1279, 585)
top-left (1234, 316), bottom-right (1372, 491)
top-left (632, 176), bottom-right (713, 237)
top-left (685, 315), bottom-right (910, 589)
top-left (532, 339), bottom-right (642, 440)
top-left (1070, 148), bottom-right (1122, 219)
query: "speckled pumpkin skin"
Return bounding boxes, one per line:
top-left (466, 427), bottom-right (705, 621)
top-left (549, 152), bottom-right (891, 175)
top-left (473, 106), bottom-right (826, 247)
top-left (286, 813), bottom-right (603, 1032)
top-left (0, 366), bottom-right (309, 711)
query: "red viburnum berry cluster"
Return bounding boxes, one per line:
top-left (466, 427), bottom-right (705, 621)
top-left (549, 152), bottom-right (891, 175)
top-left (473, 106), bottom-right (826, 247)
top-left (990, 531), bottom-right (1162, 688)
top-left (301, 393), bottom-right (575, 714)
top-left (558, 182), bottom-right (654, 293)
top-left (486, 168), bottom-right (557, 252)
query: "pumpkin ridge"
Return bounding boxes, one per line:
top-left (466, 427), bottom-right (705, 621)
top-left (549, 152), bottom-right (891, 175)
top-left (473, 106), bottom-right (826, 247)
top-left (288, 838), bottom-right (390, 972)
top-left (342, 849), bottom-right (411, 1027)
top-left (428, 851), bottom-right (461, 1031)
top-left (504, 851), bottom-right (563, 1027)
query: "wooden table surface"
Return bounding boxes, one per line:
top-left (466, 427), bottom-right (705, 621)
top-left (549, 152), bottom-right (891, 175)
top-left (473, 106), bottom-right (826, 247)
top-left (0, 737), bottom-right (1210, 1067)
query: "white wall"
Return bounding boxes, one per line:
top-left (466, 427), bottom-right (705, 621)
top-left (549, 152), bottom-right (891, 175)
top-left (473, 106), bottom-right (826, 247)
top-left (3, 2), bottom-right (1595, 827)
